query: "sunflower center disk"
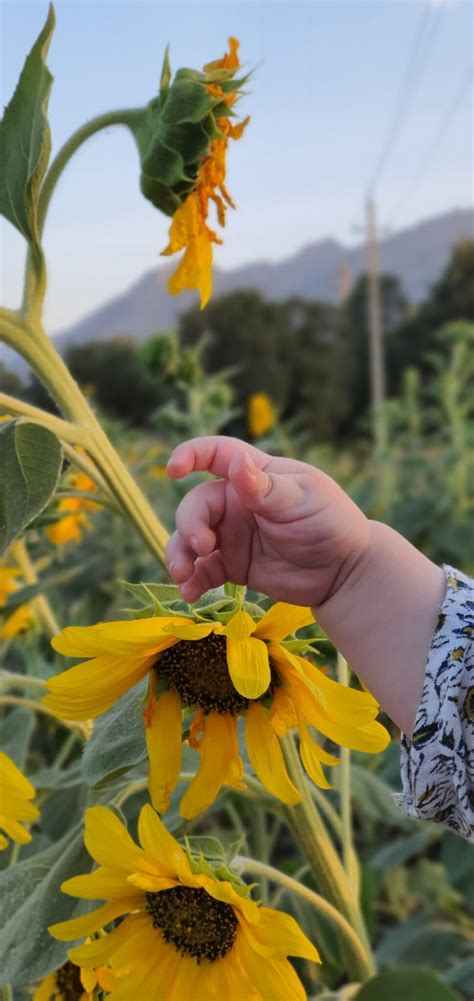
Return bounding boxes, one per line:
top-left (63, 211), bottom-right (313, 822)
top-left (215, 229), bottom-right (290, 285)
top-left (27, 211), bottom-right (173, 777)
top-left (146, 886), bottom-right (237, 962)
top-left (155, 632), bottom-right (275, 715)
top-left (55, 961), bottom-right (84, 1000)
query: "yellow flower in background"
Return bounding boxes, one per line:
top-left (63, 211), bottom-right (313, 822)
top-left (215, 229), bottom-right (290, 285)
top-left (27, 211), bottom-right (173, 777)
top-left (33, 959), bottom-right (115, 1000)
top-left (0, 751), bottom-right (39, 850)
top-left (44, 604), bottom-right (389, 819)
top-left (248, 393), bottom-right (277, 438)
top-left (49, 804), bottom-right (320, 999)
top-left (0, 563), bottom-right (33, 639)
top-left (162, 37), bottom-right (249, 308)
top-left (45, 471), bottom-right (100, 546)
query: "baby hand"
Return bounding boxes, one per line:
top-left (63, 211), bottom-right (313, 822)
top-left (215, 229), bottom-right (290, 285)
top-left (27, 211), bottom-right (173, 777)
top-left (166, 435), bottom-right (369, 607)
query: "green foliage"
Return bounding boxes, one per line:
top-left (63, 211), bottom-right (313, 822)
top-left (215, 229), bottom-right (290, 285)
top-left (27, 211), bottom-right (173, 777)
top-left (0, 5), bottom-right (55, 247)
top-left (0, 420), bottom-right (62, 554)
top-left (353, 969), bottom-right (460, 1001)
top-left (81, 681), bottom-right (148, 787)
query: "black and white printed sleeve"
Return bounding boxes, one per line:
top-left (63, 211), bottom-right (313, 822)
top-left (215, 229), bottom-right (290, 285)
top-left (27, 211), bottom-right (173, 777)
top-left (397, 566), bottom-right (474, 842)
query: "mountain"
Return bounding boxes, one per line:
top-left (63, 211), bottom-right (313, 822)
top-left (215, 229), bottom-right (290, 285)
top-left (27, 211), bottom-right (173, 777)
top-left (3, 208), bottom-right (473, 377)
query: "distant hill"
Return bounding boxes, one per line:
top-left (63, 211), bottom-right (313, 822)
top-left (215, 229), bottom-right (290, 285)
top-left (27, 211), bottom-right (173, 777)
top-left (3, 207), bottom-right (473, 378)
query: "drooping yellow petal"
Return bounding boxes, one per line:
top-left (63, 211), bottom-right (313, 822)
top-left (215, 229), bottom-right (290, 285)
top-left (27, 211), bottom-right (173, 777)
top-left (245, 703), bottom-right (300, 805)
top-left (297, 655), bottom-right (381, 724)
top-left (0, 814), bottom-right (33, 844)
top-left (168, 231), bottom-right (214, 310)
top-left (204, 877), bottom-right (261, 926)
top-left (238, 906), bottom-right (321, 962)
top-left (44, 654), bottom-right (154, 721)
top-left (51, 617), bottom-right (189, 658)
top-left (254, 604), bottom-right (314, 641)
top-left (146, 688), bottom-right (182, 814)
top-left (226, 636), bottom-right (270, 699)
top-left (269, 686), bottom-right (298, 735)
top-left (180, 711), bottom-right (236, 819)
top-left (49, 898), bottom-right (133, 942)
top-left (79, 966), bottom-right (97, 992)
top-left (0, 752), bottom-right (36, 797)
top-left (137, 803), bottom-right (192, 882)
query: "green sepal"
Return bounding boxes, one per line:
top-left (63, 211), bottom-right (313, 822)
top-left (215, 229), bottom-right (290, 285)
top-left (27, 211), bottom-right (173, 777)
top-left (183, 836), bottom-right (249, 892)
top-left (159, 44), bottom-right (172, 101)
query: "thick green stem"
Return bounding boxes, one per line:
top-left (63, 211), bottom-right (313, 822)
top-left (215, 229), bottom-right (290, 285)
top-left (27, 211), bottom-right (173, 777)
top-left (282, 733), bottom-right (374, 980)
top-left (0, 310), bottom-right (169, 566)
top-left (234, 855), bottom-right (370, 979)
top-left (23, 108), bottom-right (143, 317)
top-left (0, 393), bottom-right (87, 445)
top-left (336, 653), bottom-right (359, 895)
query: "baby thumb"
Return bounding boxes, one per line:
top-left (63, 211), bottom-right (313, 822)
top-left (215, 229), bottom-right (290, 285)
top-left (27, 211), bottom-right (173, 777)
top-left (227, 450), bottom-right (290, 518)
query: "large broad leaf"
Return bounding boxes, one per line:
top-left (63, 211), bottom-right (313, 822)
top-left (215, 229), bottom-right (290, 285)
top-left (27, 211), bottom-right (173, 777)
top-left (0, 5), bottom-right (55, 246)
top-left (81, 679), bottom-right (148, 787)
top-left (0, 707), bottom-right (35, 768)
top-left (353, 969), bottom-right (460, 1001)
top-left (0, 827), bottom-right (92, 985)
top-left (0, 420), bottom-right (62, 554)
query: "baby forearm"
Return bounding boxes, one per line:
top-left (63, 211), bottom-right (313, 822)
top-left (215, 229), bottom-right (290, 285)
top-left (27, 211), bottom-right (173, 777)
top-left (314, 521), bottom-right (447, 736)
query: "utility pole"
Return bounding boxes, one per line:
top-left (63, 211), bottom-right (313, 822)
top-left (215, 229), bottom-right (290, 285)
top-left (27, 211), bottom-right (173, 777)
top-left (365, 195), bottom-right (387, 453)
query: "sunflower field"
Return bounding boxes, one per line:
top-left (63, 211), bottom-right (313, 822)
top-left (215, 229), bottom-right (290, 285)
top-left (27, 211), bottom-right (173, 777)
top-left (1, 7), bottom-right (473, 1001)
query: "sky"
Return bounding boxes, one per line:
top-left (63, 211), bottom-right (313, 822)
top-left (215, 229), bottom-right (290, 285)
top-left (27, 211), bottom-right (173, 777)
top-left (1, 0), bottom-right (473, 334)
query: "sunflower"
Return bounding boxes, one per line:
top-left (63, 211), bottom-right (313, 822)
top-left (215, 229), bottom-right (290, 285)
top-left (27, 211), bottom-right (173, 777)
top-left (0, 562), bottom-right (33, 639)
top-left (33, 959), bottom-right (115, 1000)
top-left (161, 37), bottom-right (249, 308)
top-left (248, 393), bottom-right (277, 438)
top-left (49, 803), bottom-right (320, 1000)
top-left (44, 602), bottom-right (389, 818)
top-left (46, 471), bottom-right (100, 546)
top-left (0, 750), bottom-right (39, 850)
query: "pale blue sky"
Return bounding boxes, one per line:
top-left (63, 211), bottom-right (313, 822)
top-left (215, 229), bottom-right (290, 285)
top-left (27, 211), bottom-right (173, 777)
top-left (1, 0), bottom-right (473, 333)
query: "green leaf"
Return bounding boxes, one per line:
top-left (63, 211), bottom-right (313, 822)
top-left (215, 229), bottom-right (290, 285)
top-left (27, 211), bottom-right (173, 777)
top-left (369, 829), bottom-right (437, 872)
top-left (353, 970), bottom-right (460, 1001)
top-left (0, 4), bottom-right (55, 246)
top-left (375, 913), bottom-right (471, 971)
top-left (0, 420), bottom-right (62, 554)
top-left (81, 680), bottom-right (148, 787)
top-left (0, 827), bottom-right (92, 986)
top-left (350, 764), bottom-right (412, 829)
top-left (0, 707), bottom-right (35, 768)
top-left (0, 559), bottom-right (99, 617)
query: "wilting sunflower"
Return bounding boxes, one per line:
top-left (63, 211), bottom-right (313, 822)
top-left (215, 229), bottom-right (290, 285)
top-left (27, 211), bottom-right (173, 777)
top-left (33, 959), bottom-right (115, 1000)
top-left (49, 804), bottom-right (320, 1000)
top-left (0, 751), bottom-right (39, 850)
top-left (0, 562), bottom-right (33, 639)
top-left (161, 37), bottom-right (249, 308)
top-left (248, 393), bottom-right (277, 438)
top-left (44, 602), bottom-right (389, 818)
top-left (46, 471), bottom-right (100, 546)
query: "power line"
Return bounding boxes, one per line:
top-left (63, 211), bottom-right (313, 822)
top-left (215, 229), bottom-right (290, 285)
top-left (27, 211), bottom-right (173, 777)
top-left (388, 63), bottom-right (473, 224)
top-left (368, 3), bottom-right (444, 194)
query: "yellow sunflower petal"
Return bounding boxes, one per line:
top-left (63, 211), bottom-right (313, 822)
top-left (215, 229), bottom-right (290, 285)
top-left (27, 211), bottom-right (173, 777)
top-left (221, 610), bottom-right (256, 641)
top-left (161, 621), bottom-right (219, 641)
top-left (44, 654), bottom-right (154, 721)
top-left (226, 636), bottom-right (270, 699)
top-left (49, 898), bottom-right (132, 942)
top-left (245, 704), bottom-right (300, 805)
top-left (204, 878), bottom-right (261, 925)
top-left (168, 232), bottom-right (214, 310)
top-left (137, 803), bottom-right (192, 882)
top-left (67, 914), bottom-right (146, 967)
top-left (62, 867), bottom-right (144, 901)
top-left (95, 968), bottom-right (116, 991)
top-left (146, 689), bottom-right (182, 815)
top-left (235, 933), bottom-right (307, 1001)
top-left (238, 906), bottom-right (321, 962)
top-left (0, 815), bottom-right (32, 844)
top-left (297, 655), bottom-right (381, 724)
top-left (0, 752), bottom-right (36, 797)
top-left (254, 604), bottom-right (314, 641)
top-left (180, 712), bottom-right (235, 819)
top-left (32, 971), bottom-right (56, 1001)
top-left (79, 967), bottom-right (97, 993)
top-left (51, 617), bottom-right (189, 658)
top-left (82, 806), bottom-right (156, 875)
top-left (0, 834), bottom-right (9, 851)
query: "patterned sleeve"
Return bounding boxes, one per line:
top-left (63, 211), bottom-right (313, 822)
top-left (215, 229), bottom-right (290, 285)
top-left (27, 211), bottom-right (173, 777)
top-left (396, 565), bottom-right (474, 841)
